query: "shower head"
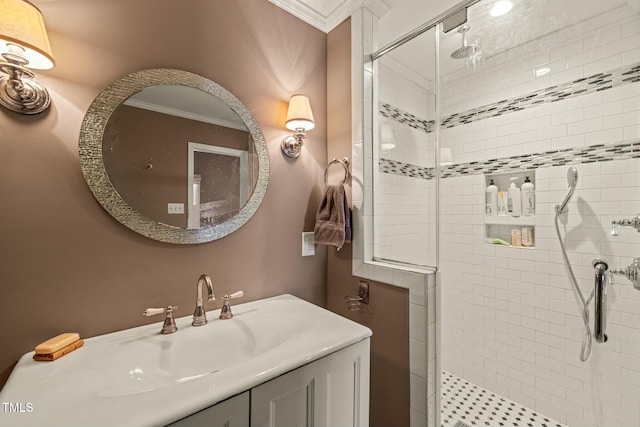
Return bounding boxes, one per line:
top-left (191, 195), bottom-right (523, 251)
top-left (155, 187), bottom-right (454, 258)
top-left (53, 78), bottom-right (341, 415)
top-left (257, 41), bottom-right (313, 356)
top-left (566, 166), bottom-right (578, 188)
top-left (555, 166), bottom-right (578, 214)
top-left (451, 24), bottom-right (480, 60)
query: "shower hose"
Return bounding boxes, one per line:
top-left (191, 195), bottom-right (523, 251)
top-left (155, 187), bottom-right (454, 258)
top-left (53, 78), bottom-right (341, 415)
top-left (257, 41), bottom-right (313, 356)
top-left (554, 211), bottom-right (594, 362)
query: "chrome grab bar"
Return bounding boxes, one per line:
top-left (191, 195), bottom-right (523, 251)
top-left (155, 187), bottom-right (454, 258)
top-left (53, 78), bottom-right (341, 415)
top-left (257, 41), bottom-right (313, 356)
top-left (592, 259), bottom-right (609, 343)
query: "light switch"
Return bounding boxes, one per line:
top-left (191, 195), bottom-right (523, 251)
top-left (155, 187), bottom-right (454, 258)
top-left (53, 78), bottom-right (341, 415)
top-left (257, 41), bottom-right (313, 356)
top-left (302, 232), bottom-right (315, 256)
top-left (168, 203), bottom-right (184, 214)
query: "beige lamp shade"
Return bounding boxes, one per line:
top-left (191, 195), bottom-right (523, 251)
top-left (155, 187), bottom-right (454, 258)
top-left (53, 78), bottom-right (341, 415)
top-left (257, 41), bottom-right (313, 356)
top-left (285, 95), bottom-right (315, 132)
top-left (0, 0), bottom-right (54, 69)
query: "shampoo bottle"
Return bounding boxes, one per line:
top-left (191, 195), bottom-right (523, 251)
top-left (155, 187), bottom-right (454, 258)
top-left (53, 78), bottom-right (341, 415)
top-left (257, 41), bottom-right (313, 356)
top-left (507, 182), bottom-right (521, 217)
top-left (521, 176), bottom-right (535, 216)
top-left (486, 179), bottom-right (498, 215)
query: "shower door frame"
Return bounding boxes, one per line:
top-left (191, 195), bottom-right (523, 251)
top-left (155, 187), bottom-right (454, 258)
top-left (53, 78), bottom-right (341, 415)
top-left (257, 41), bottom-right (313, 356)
top-left (351, 1), bottom-right (483, 426)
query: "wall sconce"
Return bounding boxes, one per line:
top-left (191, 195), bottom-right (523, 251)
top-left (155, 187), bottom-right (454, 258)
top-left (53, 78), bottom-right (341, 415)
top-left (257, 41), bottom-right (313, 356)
top-left (0, 0), bottom-right (55, 115)
top-left (281, 94), bottom-right (315, 158)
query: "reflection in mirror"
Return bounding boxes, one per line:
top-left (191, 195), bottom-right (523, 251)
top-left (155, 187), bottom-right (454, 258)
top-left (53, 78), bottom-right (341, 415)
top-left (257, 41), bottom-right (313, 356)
top-left (102, 85), bottom-right (258, 230)
top-left (79, 69), bottom-right (269, 244)
top-left (187, 144), bottom-right (250, 228)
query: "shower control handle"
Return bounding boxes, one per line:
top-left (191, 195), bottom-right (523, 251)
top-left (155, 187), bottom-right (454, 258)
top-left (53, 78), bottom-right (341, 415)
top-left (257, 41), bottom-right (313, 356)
top-left (611, 214), bottom-right (640, 235)
top-left (611, 258), bottom-right (640, 291)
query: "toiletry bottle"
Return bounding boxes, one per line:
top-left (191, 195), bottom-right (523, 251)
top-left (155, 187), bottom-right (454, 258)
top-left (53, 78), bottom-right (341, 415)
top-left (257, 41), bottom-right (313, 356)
top-left (522, 227), bottom-right (533, 247)
top-left (486, 179), bottom-right (498, 215)
top-left (507, 182), bottom-right (521, 216)
top-left (497, 190), bottom-right (508, 216)
top-left (521, 176), bottom-right (535, 216)
top-left (511, 228), bottom-right (522, 246)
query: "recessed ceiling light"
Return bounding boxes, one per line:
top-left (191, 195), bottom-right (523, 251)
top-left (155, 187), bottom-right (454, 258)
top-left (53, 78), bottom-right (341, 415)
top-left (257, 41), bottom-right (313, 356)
top-left (535, 67), bottom-right (551, 77)
top-left (381, 142), bottom-right (396, 151)
top-left (490, 1), bottom-right (513, 17)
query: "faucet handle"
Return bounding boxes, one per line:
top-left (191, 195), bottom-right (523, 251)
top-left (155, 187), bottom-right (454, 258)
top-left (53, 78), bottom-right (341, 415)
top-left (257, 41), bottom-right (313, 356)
top-left (220, 291), bottom-right (244, 320)
top-left (610, 258), bottom-right (640, 291)
top-left (143, 306), bottom-right (178, 334)
top-left (611, 222), bottom-right (620, 236)
top-left (143, 306), bottom-right (177, 316)
top-left (611, 214), bottom-right (640, 234)
top-left (143, 307), bottom-right (172, 316)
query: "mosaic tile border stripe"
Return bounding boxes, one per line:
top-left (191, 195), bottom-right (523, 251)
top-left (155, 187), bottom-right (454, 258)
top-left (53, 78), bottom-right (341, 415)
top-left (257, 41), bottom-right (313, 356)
top-left (379, 158), bottom-right (435, 179)
top-left (379, 139), bottom-right (640, 180)
top-left (379, 62), bottom-right (640, 132)
top-left (441, 62), bottom-right (640, 128)
top-left (379, 103), bottom-right (433, 133)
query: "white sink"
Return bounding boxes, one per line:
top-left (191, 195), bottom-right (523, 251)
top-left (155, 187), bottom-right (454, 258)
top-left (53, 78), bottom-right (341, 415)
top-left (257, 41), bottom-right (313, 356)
top-left (0, 294), bottom-right (371, 427)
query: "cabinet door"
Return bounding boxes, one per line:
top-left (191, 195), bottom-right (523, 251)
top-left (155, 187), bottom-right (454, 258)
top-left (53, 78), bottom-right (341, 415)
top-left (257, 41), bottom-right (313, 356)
top-left (251, 339), bottom-right (369, 427)
top-left (167, 391), bottom-right (249, 427)
top-left (251, 362), bottom-right (318, 427)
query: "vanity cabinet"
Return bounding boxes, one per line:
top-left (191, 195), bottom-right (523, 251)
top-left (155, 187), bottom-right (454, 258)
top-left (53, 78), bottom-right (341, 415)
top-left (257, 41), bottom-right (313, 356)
top-left (167, 392), bottom-right (249, 427)
top-left (168, 339), bottom-right (370, 427)
top-left (252, 338), bottom-right (369, 427)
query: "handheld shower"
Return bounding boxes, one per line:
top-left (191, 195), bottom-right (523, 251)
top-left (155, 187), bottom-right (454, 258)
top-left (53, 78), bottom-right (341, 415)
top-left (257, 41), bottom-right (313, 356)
top-left (553, 166), bottom-right (595, 361)
top-left (555, 166), bottom-right (578, 213)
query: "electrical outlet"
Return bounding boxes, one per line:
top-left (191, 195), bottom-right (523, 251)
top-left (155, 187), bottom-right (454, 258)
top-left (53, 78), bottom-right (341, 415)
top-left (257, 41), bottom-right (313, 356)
top-left (167, 203), bottom-right (184, 214)
top-left (302, 232), bottom-right (315, 256)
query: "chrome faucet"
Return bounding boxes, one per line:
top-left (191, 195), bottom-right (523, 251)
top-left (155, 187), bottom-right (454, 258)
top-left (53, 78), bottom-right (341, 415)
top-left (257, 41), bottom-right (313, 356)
top-left (592, 259), bottom-right (609, 343)
top-left (610, 258), bottom-right (640, 291)
top-left (610, 213), bottom-right (640, 235)
top-left (192, 274), bottom-right (215, 326)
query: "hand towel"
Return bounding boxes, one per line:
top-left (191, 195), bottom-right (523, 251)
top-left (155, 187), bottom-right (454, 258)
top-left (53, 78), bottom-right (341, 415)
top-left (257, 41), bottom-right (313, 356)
top-left (344, 196), bottom-right (352, 243)
top-left (314, 184), bottom-right (347, 250)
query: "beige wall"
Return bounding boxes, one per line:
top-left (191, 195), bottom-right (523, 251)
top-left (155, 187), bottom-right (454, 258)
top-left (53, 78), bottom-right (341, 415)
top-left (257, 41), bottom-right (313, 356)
top-left (326, 19), bottom-right (410, 427)
top-left (0, 0), bottom-right (328, 386)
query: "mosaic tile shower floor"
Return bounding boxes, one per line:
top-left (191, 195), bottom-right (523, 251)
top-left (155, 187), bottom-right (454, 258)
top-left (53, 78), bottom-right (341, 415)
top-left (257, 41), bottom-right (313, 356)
top-left (441, 371), bottom-right (566, 427)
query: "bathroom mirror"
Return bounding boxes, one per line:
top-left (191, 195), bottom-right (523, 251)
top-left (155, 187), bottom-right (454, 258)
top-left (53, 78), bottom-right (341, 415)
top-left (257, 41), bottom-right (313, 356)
top-left (79, 69), bottom-right (269, 244)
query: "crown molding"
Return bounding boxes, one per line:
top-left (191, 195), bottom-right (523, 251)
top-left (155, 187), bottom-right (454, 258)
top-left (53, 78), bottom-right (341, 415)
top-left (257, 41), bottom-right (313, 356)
top-left (269, 0), bottom-right (391, 33)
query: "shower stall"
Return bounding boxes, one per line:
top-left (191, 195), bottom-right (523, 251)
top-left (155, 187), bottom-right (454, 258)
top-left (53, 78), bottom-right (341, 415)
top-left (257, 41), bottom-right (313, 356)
top-left (366, 0), bottom-right (640, 425)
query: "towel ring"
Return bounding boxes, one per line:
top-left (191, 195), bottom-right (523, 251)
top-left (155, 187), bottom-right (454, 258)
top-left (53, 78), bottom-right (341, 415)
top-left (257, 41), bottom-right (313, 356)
top-left (324, 157), bottom-right (350, 185)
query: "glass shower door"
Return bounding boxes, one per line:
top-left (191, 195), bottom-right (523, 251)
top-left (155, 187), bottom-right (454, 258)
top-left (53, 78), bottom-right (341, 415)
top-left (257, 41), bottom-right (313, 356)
top-left (372, 27), bottom-right (437, 268)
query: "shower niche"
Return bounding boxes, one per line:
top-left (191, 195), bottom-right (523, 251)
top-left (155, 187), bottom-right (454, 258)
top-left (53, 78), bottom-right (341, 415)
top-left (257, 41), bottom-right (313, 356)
top-left (484, 171), bottom-right (535, 248)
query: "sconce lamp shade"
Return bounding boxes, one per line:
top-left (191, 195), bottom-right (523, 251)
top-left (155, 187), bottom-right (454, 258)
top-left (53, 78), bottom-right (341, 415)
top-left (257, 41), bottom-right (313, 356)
top-left (281, 95), bottom-right (314, 158)
top-left (285, 95), bottom-right (315, 131)
top-left (0, 0), bottom-right (55, 70)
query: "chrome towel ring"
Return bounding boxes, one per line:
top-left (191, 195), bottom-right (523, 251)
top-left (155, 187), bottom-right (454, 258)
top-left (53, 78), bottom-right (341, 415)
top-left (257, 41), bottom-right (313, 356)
top-left (324, 157), bottom-right (350, 185)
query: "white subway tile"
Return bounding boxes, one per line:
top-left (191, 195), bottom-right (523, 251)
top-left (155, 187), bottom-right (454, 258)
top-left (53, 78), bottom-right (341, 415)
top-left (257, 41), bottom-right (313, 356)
top-left (584, 100), bottom-right (623, 119)
top-left (551, 134), bottom-right (585, 149)
top-left (567, 117), bottom-right (603, 134)
top-left (584, 55), bottom-right (623, 76)
top-left (604, 111), bottom-right (640, 129)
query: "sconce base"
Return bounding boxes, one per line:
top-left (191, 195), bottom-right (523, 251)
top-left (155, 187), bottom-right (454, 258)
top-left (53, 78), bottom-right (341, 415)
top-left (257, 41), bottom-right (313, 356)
top-left (281, 134), bottom-right (305, 158)
top-left (0, 73), bottom-right (51, 115)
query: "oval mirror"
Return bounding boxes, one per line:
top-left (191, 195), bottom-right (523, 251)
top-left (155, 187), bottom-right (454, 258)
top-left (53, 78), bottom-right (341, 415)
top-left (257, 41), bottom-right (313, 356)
top-left (79, 69), bottom-right (269, 244)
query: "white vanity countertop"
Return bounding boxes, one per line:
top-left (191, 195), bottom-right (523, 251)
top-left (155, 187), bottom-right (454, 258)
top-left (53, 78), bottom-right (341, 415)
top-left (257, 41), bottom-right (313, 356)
top-left (0, 294), bottom-right (372, 427)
